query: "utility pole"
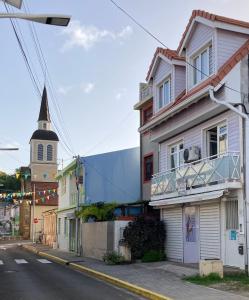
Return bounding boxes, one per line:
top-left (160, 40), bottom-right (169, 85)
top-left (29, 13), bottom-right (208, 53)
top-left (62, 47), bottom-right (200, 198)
top-left (32, 183), bottom-right (35, 243)
top-left (74, 155), bottom-right (81, 256)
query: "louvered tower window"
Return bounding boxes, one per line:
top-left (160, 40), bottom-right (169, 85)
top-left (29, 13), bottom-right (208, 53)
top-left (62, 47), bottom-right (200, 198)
top-left (47, 144), bottom-right (53, 161)
top-left (37, 144), bottom-right (43, 161)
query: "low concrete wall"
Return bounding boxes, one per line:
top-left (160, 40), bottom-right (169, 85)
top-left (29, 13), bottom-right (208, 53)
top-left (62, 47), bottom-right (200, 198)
top-left (81, 220), bottom-right (129, 260)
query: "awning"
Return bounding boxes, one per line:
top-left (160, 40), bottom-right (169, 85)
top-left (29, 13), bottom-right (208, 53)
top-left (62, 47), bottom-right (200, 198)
top-left (150, 190), bottom-right (224, 207)
top-left (66, 212), bottom-right (76, 219)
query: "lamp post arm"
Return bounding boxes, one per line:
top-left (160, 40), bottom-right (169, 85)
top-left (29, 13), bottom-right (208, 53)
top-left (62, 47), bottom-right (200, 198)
top-left (0, 13), bottom-right (71, 26)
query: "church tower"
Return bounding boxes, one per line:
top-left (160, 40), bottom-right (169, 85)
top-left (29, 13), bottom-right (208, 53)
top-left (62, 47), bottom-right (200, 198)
top-left (30, 86), bottom-right (59, 183)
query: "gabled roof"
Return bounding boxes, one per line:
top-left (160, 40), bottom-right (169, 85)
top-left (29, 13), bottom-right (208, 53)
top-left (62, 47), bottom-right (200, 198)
top-left (141, 38), bottom-right (249, 130)
top-left (38, 86), bottom-right (51, 122)
top-left (146, 47), bottom-right (185, 81)
top-left (177, 10), bottom-right (249, 54)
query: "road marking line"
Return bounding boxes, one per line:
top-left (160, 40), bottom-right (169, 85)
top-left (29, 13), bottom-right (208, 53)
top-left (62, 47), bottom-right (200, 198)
top-left (37, 259), bottom-right (52, 264)
top-left (0, 260), bottom-right (3, 265)
top-left (15, 259), bottom-right (28, 264)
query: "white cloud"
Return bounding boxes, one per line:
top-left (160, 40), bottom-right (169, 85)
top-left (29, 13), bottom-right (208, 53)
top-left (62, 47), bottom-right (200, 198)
top-left (57, 85), bottom-right (73, 95)
top-left (115, 88), bottom-right (127, 101)
top-left (81, 82), bottom-right (95, 94)
top-left (61, 20), bottom-right (133, 51)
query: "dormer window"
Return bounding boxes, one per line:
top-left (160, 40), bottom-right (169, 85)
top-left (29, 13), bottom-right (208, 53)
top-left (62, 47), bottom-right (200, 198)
top-left (158, 78), bottom-right (171, 110)
top-left (192, 44), bottom-right (213, 85)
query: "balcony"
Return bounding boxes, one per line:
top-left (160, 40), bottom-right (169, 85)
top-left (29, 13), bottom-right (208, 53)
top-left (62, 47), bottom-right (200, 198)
top-left (151, 152), bottom-right (241, 201)
top-left (140, 84), bottom-right (153, 102)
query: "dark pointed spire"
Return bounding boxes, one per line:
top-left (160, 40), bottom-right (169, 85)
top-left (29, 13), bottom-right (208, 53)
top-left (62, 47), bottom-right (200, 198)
top-left (38, 86), bottom-right (51, 122)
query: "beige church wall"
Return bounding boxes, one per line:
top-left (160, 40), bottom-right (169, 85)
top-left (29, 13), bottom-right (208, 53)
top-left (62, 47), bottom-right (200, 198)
top-left (31, 164), bottom-right (57, 182)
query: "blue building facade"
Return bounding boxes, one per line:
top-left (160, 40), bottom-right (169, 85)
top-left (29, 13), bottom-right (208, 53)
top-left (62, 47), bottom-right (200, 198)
top-left (81, 147), bottom-right (140, 204)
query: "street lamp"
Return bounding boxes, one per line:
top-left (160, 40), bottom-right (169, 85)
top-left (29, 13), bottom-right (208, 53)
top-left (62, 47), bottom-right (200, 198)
top-left (0, 148), bottom-right (19, 150)
top-left (0, 13), bottom-right (71, 26)
top-left (1, 0), bottom-right (71, 27)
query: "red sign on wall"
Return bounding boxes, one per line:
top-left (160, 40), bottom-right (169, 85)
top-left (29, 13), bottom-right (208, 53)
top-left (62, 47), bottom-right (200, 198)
top-left (34, 218), bottom-right (38, 224)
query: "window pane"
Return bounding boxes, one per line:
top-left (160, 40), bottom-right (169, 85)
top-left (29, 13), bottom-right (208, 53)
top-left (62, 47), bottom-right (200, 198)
top-left (159, 85), bottom-right (163, 109)
top-left (179, 150), bottom-right (184, 167)
top-left (144, 155), bottom-right (153, 181)
top-left (201, 49), bottom-right (208, 79)
top-left (170, 153), bottom-right (177, 169)
top-left (193, 56), bottom-right (201, 84)
top-left (219, 125), bottom-right (227, 154)
top-left (164, 80), bottom-right (170, 105)
top-left (226, 200), bottom-right (238, 229)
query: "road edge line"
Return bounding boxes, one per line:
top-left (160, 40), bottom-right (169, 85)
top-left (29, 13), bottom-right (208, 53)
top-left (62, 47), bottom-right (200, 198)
top-left (22, 245), bottom-right (172, 300)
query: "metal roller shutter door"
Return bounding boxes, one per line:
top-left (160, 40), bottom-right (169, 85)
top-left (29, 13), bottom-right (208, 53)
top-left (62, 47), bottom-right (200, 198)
top-left (162, 207), bottom-right (183, 262)
top-left (199, 203), bottom-right (221, 260)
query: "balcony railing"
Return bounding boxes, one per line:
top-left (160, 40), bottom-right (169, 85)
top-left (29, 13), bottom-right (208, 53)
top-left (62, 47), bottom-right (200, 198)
top-left (151, 152), bottom-right (241, 197)
top-left (140, 84), bottom-right (153, 102)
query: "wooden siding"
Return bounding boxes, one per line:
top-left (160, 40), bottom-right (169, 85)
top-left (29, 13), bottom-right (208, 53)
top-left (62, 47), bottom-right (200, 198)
top-left (162, 207), bottom-right (183, 262)
top-left (186, 23), bottom-right (214, 90)
top-left (174, 66), bottom-right (186, 98)
top-left (187, 23), bottom-right (214, 56)
top-left (217, 29), bottom-right (248, 69)
top-left (199, 203), bottom-right (221, 259)
top-left (153, 58), bottom-right (173, 113)
top-left (153, 58), bottom-right (172, 83)
top-left (158, 108), bottom-right (240, 172)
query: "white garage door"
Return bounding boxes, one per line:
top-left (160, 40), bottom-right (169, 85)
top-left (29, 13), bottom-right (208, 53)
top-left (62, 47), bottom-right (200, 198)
top-left (199, 203), bottom-right (221, 259)
top-left (162, 207), bottom-right (183, 262)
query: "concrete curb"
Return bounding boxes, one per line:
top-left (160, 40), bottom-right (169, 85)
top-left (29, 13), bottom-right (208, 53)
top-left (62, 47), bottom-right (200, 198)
top-left (22, 244), bottom-right (172, 300)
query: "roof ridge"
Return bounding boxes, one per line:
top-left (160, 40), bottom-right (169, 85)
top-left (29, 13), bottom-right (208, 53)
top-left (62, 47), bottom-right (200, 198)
top-left (146, 47), bottom-right (185, 81)
top-left (177, 9), bottom-right (249, 53)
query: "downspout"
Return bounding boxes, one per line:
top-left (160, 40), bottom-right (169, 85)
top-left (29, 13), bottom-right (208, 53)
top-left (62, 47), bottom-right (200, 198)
top-left (209, 88), bottom-right (249, 272)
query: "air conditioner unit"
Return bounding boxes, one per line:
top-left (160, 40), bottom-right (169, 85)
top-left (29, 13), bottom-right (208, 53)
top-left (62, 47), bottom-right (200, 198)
top-left (183, 146), bottom-right (201, 163)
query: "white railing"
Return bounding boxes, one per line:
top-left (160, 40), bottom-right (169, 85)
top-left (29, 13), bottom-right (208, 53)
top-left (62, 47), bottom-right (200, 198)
top-left (140, 85), bottom-right (153, 102)
top-left (151, 152), bottom-right (241, 197)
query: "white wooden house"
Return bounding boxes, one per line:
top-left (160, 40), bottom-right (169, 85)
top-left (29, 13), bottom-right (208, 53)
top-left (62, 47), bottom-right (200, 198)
top-left (135, 10), bottom-right (249, 269)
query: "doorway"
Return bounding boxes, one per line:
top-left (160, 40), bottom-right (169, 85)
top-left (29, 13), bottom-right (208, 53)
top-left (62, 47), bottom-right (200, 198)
top-left (69, 219), bottom-right (76, 252)
top-left (183, 206), bottom-right (199, 263)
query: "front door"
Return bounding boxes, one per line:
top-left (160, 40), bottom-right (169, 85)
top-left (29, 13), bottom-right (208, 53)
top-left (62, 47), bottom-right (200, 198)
top-left (69, 219), bottom-right (76, 252)
top-left (184, 206), bottom-right (199, 263)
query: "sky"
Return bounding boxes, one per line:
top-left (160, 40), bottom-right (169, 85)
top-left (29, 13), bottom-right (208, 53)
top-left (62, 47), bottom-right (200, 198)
top-left (0, 0), bottom-right (249, 174)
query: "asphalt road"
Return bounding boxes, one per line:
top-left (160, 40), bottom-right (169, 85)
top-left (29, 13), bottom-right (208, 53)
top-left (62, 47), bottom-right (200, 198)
top-left (0, 243), bottom-right (144, 300)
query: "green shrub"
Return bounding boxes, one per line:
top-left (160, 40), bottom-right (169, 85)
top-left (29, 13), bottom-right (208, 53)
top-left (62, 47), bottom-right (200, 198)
top-left (123, 217), bottom-right (166, 260)
top-left (103, 251), bottom-right (125, 265)
top-left (77, 202), bottom-right (117, 222)
top-left (141, 250), bottom-right (166, 262)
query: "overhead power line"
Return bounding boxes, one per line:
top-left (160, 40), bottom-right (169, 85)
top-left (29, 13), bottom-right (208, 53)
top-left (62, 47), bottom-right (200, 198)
top-left (4, 2), bottom-right (75, 158)
top-left (23, 0), bottom-right (76, 156)
top-left (109, 0), bottom-right (248, 99)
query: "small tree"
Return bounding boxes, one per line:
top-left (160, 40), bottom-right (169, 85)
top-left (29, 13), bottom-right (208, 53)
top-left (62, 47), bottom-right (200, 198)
top-left (123, 217), bottom-right (166, 260)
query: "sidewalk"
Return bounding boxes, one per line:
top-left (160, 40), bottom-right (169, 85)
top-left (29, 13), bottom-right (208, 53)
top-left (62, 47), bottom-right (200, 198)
top-left (23, 243), bottom-right (248, 300)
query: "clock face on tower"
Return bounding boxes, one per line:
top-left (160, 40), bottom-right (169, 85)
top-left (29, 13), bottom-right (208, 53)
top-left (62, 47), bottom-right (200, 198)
top-left (43, 172), bottom-right (48, 180)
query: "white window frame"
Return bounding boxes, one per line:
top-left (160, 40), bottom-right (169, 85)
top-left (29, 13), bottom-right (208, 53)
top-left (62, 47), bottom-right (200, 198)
top-left (205, 122), bottom-right (228, 157)
top-left (192, 43), bottom-right (213, 87)
top-left (169, 141), bottom-right (184, 170)
top-left (157, 77), bottom-right (171, 110)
